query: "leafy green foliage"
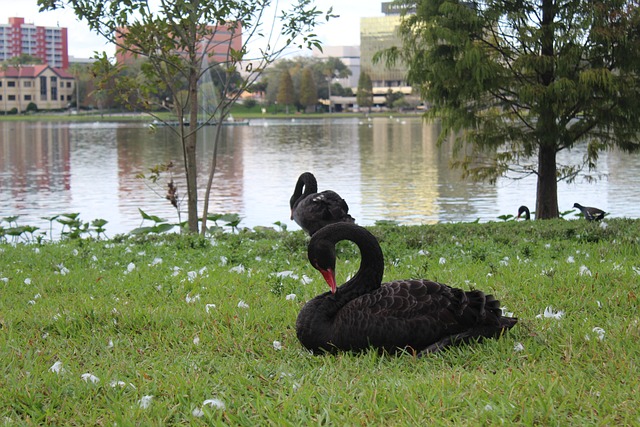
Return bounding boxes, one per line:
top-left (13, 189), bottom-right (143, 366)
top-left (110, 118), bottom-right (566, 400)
top-left (381, 0), bottom-right (640, 219)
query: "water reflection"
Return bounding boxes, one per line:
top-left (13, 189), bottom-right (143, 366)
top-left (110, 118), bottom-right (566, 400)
top-left (1, 118), bottom-right (638, 236)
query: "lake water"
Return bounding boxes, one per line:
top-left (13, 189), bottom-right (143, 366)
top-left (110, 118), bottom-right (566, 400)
top-left (1, 118), bottom-right (638, 236)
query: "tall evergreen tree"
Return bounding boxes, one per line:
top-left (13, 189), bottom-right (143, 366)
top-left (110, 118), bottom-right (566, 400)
top-left (299, 67), bottom-right (318, 112)
top-left (277, 70), bottom-right (295, 114)
top-left (380, 0), bottom-right (640, 218)
top-left (356, 71), bottom-right (373, 112)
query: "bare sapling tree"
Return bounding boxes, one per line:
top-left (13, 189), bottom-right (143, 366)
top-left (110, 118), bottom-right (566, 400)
top-left (39, 0), bottom-right (335, 233)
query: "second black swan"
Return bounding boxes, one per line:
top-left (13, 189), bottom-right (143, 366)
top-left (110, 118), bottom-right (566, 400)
top-left (289, 172), bottom-right (354, 235)
top-left (296, 223), bottom-right (517, 355)
top-left (517, 206), bottom-right (531, 220)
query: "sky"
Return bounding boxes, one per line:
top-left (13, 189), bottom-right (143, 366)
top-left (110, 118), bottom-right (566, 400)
top-left (0, 0), bottom-right (384, 59)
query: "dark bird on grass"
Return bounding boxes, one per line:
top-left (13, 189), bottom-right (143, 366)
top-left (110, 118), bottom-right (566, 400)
top-left (296, 223), bottom-right (517, 356)
top-left (517, 206), bottom-right (531, 220)
top-left (573, 203), bottom-right (606, 221)
top-left (289, 172), bottom-right (354, 235)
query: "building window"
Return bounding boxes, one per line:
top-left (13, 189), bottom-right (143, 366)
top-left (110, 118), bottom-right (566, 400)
top-left (8, 95), bottom-right (15, 101)
top-left (40, 76), bottom-right (47, 101)
top-left (8, 81), bottom-right (15, 87)
top-left (24, 94), bottom-right (32, 101)
top-left (66, 82), bottom-right (72, 88)
top-left (50, 76), bottom-right (58, 101)
top-left (24, 81), bottom-right (32, 88)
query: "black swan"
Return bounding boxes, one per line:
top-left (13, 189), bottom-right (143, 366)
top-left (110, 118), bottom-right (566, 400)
top-left (517, 206), bottom-right (531, 220)
top-left (573, 203), bottom-right (606, 221)
top-left (290, 172), bottom-right (355, 235)
top-left (296, 223), bottom-right (517, 355)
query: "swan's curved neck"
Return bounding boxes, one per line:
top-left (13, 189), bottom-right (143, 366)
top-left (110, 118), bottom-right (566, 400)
top-left (332, 227), bottom-right (384, 302)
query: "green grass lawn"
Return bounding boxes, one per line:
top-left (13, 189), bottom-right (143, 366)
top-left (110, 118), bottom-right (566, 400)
top-left (1, 219), bottom-right (639, 425)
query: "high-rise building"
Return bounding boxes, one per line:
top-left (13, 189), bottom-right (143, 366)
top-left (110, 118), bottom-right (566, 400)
top-left (0, 17), bottom-right (69, 69)
top-left (360, 2), bottom-right (413, 91)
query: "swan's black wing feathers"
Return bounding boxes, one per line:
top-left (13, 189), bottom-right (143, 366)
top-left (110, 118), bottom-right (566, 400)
top-left (293, 190), bottom-right (355, 235)
top-left (331, 279), bottom-right (515, 354)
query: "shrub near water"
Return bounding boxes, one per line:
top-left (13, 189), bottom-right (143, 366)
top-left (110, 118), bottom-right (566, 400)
top-left (1, 219), bottom-right (639, 425)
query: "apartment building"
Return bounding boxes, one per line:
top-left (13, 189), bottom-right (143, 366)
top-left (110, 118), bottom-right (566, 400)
top-left (0, 17), bottom-right (69, 69)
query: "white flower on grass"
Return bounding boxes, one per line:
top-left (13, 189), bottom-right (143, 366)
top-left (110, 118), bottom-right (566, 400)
top-left (172, 266), bottom-right (181, 277)
top-left (275, 270), bottom-right (297, 279)
top-left (500, 307), bottom-right (514, 317)
top-left (187, 271), bottom-right (198, 282)
top-left (592, 327), bottom-right (605, 341)
top-left (149, 257), bottom-right (163, 266)
top-left (125, 262), bottom-right (136, 274)
top-left (596, 300), bottom-right (602, 308)
top-left (632, 266), bottom-right (640, 276)
top-left (293, 382), bottom-right (301, 392)
top-left (418, 249), bottom-right (429, 256)
top-left (513, 342), bottom-right (525, 352)
top-left (566, 256), bottom-right (575, 263)
top-left (56, 264), bottom-right (70, 275)
top-left (439, 257), bottom-right (446, 265)
top-left (219, 256), bottom-right (228, 266)
top-left (273, 341), bottom-right (282, 350)
top-left (34, 247), bottom-right (41, 254)
top-left (138, 395), bottom-right (153, 409)
top-left (28, 300), bottom-right (36, 305)
top-left (484, 404), bottom-right (493, 411)
top-left (579, 265), bottom-right (592, 276)
top-left (193, 335), bottom-right (200, 345)
top-left (229, 264), bottom-right (246, 274)
top-left (192, 408), bottom-right (205, 417)
top-left (185, 293), bottom-right (200, 304)
top-left (285, 294), bottom-right (296, 301)
top-left (237, 300), bottom-right (249, 309)
top-left (599, 221), bottom-right (608, 229)
top-left (1, 277), bottom-right (8, 283)
top-left (109, 380), bottom-right (135, 389)
top-left (49, 361), bottom-right (65, 374)
top-left (81, 373), bottom-right (100, 384)
top-left (203, 399), bottom-right (226, 410)
top-left (107, 339), bottom-right (114, 348)
top-left (205, 304), bottom-right (216, 313)
top-left (544, 243), bottom-right (551, 249)
top-left (499, 257), bottom-right (510, 266)
top-left (24, 278), bottom-right (31, 285)
top-left (301, 275), bottom-right (313, 285)
top-left (536, 306), bottom-right (564, 319)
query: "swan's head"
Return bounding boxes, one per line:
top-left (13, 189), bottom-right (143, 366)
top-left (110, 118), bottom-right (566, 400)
top-left (308, 238), bottom-right (337, 293)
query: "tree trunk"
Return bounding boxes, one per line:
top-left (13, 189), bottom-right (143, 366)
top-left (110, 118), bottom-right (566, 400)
top-left (184, 67), bottom-right (199, 233)
top-left (535, 0), bottom-right (559, 220)
top-left (535, 144), bottom-right (559, 219)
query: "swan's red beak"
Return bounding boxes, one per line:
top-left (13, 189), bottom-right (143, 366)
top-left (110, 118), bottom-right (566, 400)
top-left (319, 268), bottom-right (337, 294)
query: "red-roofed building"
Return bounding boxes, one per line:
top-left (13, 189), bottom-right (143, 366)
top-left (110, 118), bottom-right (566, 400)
top-left (0, 65), bottom-right (74, 112)
top-left (0, 17), bottom-right (69, 69)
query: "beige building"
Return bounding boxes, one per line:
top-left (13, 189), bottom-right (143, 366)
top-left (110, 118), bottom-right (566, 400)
top-left (0, 65), bottom-right (74, 112)
top-left (360, 2), bottom-right (415, 94)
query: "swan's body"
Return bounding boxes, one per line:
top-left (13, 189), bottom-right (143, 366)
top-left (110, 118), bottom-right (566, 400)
top-left (573, 203), bottom-right (606, 221)
top-left (296, 223), bottom-right (517, 355)
top-left (517, 206), bottom-right (531, 220)
top-left (290, 172), bottom-right (354, 235)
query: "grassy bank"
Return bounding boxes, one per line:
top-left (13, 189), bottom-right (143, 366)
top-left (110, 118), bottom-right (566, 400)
top-left (1, 219), bottom-right (639, 425)
top-left (0, 105), bottom-right (421, 123)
